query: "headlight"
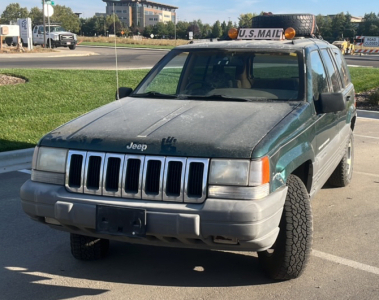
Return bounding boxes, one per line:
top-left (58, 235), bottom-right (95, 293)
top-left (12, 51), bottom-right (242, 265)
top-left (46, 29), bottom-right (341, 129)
top-left (32, 147), bottom-right (68, 185)
top-left (35, 147), bottom-right (68, 173)
top-left (53, 35), bottom-right (59, 41)
top-left (208, 157), bottom-right (270, 200)
top-left (209, 159), bottom-right (250, 186)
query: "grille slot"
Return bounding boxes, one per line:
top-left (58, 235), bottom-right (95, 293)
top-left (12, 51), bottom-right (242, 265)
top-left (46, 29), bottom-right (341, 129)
top-left (68, 154), bottom-right (83, 188)
top-left (125, 159), bottom-right (141, 193)
top-left (87, 156), bottom-right (102, 189)
top-left (66, 151), bottom-right (209, 203)
top-left (166, 161), bottom-right (182, 196)
top-left (187, 162), bottom-right (204, 198)
top-left (105, 157), bottom-right (120, 191)
top-left (145, 160), bottom-right (162, 194)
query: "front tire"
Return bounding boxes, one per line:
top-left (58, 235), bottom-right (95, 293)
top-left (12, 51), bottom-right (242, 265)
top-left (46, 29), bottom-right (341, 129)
top-left (69, 44), bottom-right (76, 50)
top-left (258, 175), bottom-right (313, 280)
top-left (70, 233), bottom-right (109, 261)
top-left (327, 131), bottom-right (354, 187)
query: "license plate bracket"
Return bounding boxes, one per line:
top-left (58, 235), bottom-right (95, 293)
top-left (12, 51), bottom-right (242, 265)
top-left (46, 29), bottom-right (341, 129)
top-left (96, 205), bottom-right (146, 237)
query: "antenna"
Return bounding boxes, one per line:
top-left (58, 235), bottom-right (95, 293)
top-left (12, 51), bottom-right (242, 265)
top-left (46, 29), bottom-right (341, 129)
top-left (113, 3), bottom-right (120, 100)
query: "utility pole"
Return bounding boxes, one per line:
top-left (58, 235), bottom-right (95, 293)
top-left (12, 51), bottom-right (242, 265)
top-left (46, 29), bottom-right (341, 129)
top-left (42, 0), bottom-right (46, 47)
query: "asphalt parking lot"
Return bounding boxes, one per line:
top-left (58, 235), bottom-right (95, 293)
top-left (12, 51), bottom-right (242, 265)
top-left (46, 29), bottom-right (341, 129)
top-left (0, 116), bottom-right (378, 300)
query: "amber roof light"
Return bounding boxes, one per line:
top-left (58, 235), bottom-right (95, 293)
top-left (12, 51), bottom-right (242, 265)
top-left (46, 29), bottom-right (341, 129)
top-left (228, 28), bottom-right (238, 39)
top-left (285, 27), bottom-right (296, 39)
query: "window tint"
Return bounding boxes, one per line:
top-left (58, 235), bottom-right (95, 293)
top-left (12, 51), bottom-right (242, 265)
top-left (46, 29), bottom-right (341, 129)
top-left (143, 52), bottom-right (188, 94)
top-left (320, 49), bottom-right (341, 92)
top-left (332, 50), bottom-right (350, 87)
top-left (309, 51), bottom-right (329, 100)
top-left (252, 53), bottom-right (299, 79)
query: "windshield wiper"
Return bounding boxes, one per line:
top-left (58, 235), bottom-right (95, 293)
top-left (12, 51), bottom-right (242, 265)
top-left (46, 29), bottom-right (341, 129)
top-left (179, 94), bottom-right (268, 102)
top-left (132, 91), bottom-right (177, 99)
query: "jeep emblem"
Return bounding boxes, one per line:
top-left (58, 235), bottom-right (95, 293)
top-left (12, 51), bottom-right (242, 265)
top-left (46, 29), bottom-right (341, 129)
top-left (126, 142), bottom-right (147, 152)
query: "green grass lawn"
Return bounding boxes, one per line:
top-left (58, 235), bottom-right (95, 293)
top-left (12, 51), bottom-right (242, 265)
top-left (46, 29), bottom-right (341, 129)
top-left (0, 69), bottom-right (149, 152)
top-left (0, 67), bottom-right (379, 152)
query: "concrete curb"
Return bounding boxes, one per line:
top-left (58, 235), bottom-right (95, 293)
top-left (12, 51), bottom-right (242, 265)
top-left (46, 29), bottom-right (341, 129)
top-left (0, 148), bottom-right (34, 174)
top-left (0, 110), bottom-right (378, 174)
top-left (357, 110), bottom-right (379, 120)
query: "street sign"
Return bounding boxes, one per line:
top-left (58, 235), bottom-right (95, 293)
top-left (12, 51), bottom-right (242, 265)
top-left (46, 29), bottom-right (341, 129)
top-left (43, 1), bottom-right (55, 5)
top-left (43, 4), bottom-right (54, 17)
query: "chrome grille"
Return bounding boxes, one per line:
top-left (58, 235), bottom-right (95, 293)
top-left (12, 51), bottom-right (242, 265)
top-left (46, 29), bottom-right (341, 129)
top-left (60, 35), bottom-right (74, 40)
top-left (65, 151), bottom-right (209, 203)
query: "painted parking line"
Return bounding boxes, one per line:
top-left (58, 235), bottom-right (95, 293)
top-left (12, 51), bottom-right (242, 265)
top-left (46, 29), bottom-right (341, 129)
top-left (18, 169), bottom-right (31, 175)
top-left (354, 171), bottom-right (379, 177)
top-left (355, 134), bottom-right (379, 140)
top-left (312, 250), bottom-right (379, 276)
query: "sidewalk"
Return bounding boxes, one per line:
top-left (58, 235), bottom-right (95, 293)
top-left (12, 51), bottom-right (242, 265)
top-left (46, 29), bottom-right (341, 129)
top-left (0, 47), bottom-right (98, 59)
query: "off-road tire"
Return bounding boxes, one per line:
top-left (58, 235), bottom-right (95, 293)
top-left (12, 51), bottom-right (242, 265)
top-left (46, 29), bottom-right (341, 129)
top-left (327, 131), bottom-right (354, 187)
top-left (70, 233), bottom-right (109, 261)
top-left (252, 14), bottom-right (316, 37)
top-left (258, 174), bottom-right (313, 280)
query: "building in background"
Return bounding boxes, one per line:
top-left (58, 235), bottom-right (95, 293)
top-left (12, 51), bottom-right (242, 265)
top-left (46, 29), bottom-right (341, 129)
top-left (102, 0), bottom-right (178, 27)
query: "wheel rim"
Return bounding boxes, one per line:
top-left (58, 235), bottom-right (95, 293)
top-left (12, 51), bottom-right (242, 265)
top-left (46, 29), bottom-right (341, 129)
top-left (346, 140), bottom-right (352, 175)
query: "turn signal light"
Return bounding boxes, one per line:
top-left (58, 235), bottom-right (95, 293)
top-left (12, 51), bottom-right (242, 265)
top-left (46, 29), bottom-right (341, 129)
top-left (285, 27), bottom-right (296, 39)
top-left (228, 28), bottom-right (238, 39)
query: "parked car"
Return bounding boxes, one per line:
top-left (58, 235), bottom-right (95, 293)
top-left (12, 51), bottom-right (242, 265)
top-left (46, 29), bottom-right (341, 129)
top-left (20, 14), bottom-right (356, 280)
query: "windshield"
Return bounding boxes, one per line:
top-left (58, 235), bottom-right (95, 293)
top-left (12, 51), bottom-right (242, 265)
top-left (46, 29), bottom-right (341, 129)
top-left (133, 49), bottom-right (304, 101)
top-left (47, 26), bottom-right (66, 32)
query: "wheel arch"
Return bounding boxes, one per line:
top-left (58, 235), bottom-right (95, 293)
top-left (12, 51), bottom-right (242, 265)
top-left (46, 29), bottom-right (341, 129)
top-left (271, 141), bottom-right (314, 194)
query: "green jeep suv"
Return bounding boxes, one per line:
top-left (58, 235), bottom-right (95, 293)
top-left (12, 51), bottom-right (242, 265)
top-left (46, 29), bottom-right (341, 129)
top-left (20, 14), bottom-right (356, 280)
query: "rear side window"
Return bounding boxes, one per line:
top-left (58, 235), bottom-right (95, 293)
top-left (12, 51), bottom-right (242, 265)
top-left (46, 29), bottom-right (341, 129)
top-left (332, 50), bottom-right (351, 87)
top-left (320, 49), bottom-right (341, 92)
top-left (309, 51), bottom-right (329, 100)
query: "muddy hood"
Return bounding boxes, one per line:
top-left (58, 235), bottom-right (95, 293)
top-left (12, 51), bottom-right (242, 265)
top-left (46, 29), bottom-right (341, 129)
top-left (40, 98), bottom-right (297, 158)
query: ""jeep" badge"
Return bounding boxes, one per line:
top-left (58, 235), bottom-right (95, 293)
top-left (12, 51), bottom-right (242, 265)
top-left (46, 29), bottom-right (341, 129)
top-left (126, 142), bottom-right (147, 152)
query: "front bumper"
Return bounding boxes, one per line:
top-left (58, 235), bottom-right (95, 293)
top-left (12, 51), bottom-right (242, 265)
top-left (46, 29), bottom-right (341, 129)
top-left (56, 40), bottom-right (76, 47)
top-left (20, 180), bottom-right (287, 252)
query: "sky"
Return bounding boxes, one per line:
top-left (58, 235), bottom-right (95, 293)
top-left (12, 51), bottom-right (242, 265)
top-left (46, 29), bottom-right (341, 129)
top-left (0, 0), bottom-right (376, 25)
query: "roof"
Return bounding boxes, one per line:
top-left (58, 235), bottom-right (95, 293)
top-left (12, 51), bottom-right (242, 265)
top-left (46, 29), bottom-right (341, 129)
top-left (174, 38), bottom-right (331, 51)
top-left (102, 0), bottom-right (178, 9)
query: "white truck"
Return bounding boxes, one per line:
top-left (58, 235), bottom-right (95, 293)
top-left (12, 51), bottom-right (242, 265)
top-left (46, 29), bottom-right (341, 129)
top-left (6, 24), bottom-right (77, 50)
top-left (32, 24), bottom-right (77, 49)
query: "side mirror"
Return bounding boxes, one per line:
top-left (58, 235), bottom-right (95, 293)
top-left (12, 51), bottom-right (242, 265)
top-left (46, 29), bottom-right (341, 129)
top-left (116, 87), bottom-right (133, 100)
top-left (318, 92), bottom-right (345, 113)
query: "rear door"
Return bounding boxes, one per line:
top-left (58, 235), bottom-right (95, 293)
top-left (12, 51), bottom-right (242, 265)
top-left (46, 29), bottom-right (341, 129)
top-left (330, 48), bottom-right (355, 133)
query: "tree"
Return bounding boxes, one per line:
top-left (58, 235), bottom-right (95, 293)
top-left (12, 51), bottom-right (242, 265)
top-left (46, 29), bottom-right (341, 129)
top-left (176, 21), bottom-right (189, 39)
top-left (50, 5), bottom-right (80, 33)
top-left (201, 23), bottom-right (212, 38)
top-left (357, 12), bottom-right (379, 36)
top-left (166, 21), bottom-right (175, 38)
top-left (187, 22), bottom-right (200, 39)
top-left (153, 22), bottom-right (168, 37)
top-left (211, 20), bottom-right (222, 38)
top-left (238, 13), bottom-right (255, 27)
top-left (331, 12), bottom-right (347, 40)
top-left (316, 14), bottom-right (333, 41)
top-left (143, 25), bottom-right (154, 38)
top-left (1, 3), bottom-right (28, 24)
top-left (29, 7), bottom-right (43, 26)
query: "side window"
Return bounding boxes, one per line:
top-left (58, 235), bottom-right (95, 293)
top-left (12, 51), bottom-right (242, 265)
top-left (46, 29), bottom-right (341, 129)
top-left (309, 51), bottom-right (329, 101)
top-left (320, 49), bottom-right (341, 92)
top-left (332, 49), bottom-right (351, 87)
top-left (143, 52), bottom-right (188, 95)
